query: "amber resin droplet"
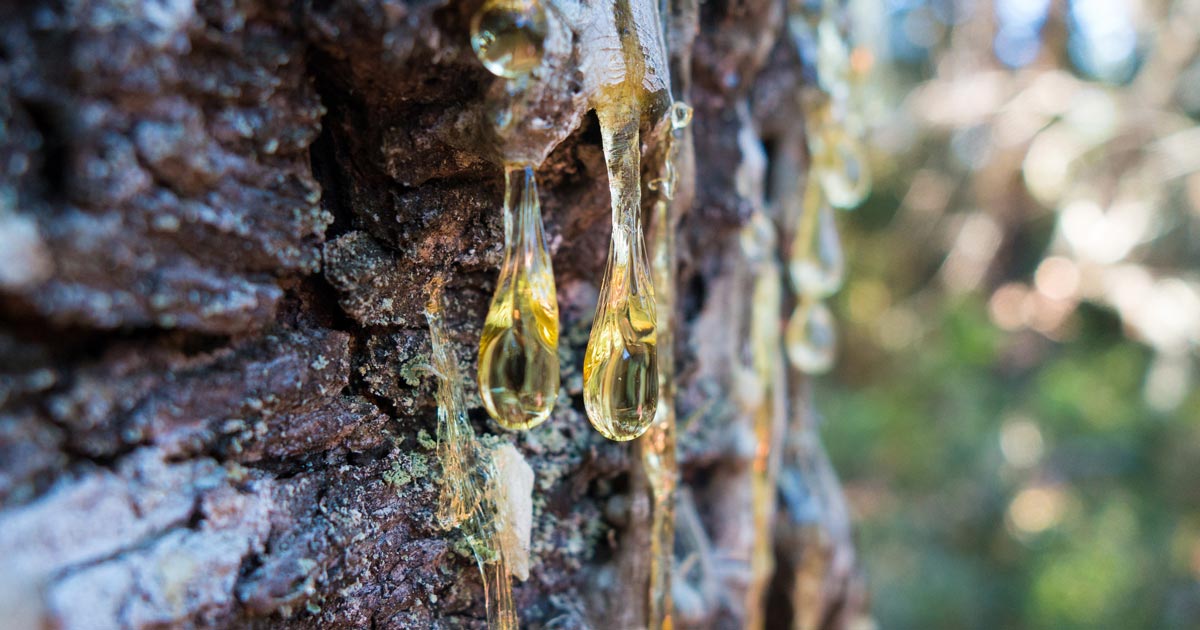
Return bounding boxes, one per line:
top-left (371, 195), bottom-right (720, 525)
top-left (785, 298), bottom-right (837, 374)
top-left (815, 17), bottom-right (850, 95)
top-left (470, 0), bottom-right (548, 79)
top-left (788, 181), bottom-right (844, 298)
top-left (478, 164), bottom-right (560, 430)
top-left (809, 106), bottom-right (872, 210)
top-left (814, 130), bottom-right (871, 210)
top-left (583, 108), bottom-right (659, 442)
top-left (582, 0), bottom-right (671, 442)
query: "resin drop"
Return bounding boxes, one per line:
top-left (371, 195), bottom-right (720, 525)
top-left (584, 111), bottom-right (659, 442)
top-left (811, 121), bottom-right (872, 210)
top-left (815, 18), bottom-right (850, 95)
top-left (582, 246), bottom-right (658, 441)
top-left (478, 164), bottom-right (560, 430)
top-left (785, 298), bottom-right (837, 374)
top-left (470, 0), bottom-right (548, 79)
top-left (670, 101), bottom-right (694, 131)
top-left (788, 182), bottom-right (844, 298)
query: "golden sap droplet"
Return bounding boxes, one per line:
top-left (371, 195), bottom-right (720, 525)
top-left (670, 101), bottom-right (694, 130)
top-left (470, 0), bottom-right (548, 79)
top-left (583, 286), bottom-right (659, 441)
top-left (785, 298), bottom-right (837, 374)
top-left (478, 165), bottom-right (560, 430)
top-left (813, 125), bottom-right (872, 210)
top-left (584, 112), bottom-right (659, 442)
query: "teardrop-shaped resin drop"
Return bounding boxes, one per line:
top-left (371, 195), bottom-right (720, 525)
top-left (582, 241), bottom-right (658, 441)
top-left (785, 298), bottom-right (837, 374)
top-left (811, 124), bottom-right (872, 210)
top-left (815, 18), bottom-right (850, 95)
top-left (788, 182), bottom-right (844, 298)
top-left (478, 164), bottom-right (560, 430)
top-left (583, 115), bottom-right (659, 442)
top-left (470, 0), bottom-right (548, 79)
top-left (670, 101), bottom-right (694, 130)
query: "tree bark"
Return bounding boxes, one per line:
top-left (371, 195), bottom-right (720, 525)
top-left (0, 0), bottom-right (863, 628)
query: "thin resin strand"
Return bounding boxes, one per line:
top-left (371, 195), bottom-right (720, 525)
top-left (742, 212), bottom-right (786, 630)
top-left (428, 290), bottom-right (518, 630)
top-left (642, 101), bottom-right (693, 629)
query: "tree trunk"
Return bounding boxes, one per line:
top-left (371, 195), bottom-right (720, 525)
top-left (0, 0), bottom-right (864, 628)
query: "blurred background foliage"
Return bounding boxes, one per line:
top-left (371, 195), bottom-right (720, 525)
top-left (823, 0), bottom-right (1200, 626)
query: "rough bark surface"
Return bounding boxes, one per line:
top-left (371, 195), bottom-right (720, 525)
top-left (0, 0), bottom-right (862, 628)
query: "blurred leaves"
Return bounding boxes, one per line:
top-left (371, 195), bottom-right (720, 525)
top-left (824, 0), bottom-right (1200, 626)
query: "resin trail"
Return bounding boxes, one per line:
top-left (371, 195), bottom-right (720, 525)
top-left (745, 228), bottom-right (784, 630)
top-left (643, 100), bottom-right (694, 629)
top-left (427, 289), bottom-right (519, 630)
top-left (429, 288), bottom-right (483, 530)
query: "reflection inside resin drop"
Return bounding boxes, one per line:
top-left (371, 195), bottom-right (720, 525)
top-left (785, 298), bottom-right (837, 374)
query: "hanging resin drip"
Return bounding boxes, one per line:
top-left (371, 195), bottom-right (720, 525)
top-left (585, 101), bottom-right (659, 441)
top-left (583, 0), bottom-right (665, 442)
top-left (471, 0), bottom-right (560, 430)
top-left (429, 286), bottom-right (482, 530)
top-left (470, 0), bottom-right (548, 79)
top-left (784, 297), bottom-right (837, 374)
top-left (427, 289), bottom-right (519, 630)
top-left (805, 12), bottom-right (872, 211)
top-left (787, 0), bottom-right (873, 213)
top-left (636, 0), bottom-right (696, 618)
top-left (778, 3), bottom-right (865, 625)
top-left (787, 178), bottom-right (844, 298)
top-left (741, 212), bottom-right (785, 630)
top-left (647, 104), bottom-right (693, 201)
top-left (478, 165), bottom-right (560, 430)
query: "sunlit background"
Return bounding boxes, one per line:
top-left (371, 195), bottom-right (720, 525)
top-left (824, 0), bottom-right (1200, 626)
